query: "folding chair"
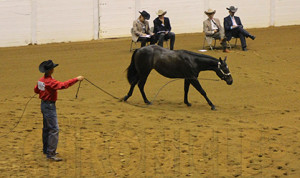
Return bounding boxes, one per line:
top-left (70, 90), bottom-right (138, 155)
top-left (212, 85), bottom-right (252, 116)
top-left (130, 28), bottom-right (140, 52)
top-left (202, 36), bottom-right (217, 50)
top-left (130, 28), bottom-right (152, 52)
top-left (130, 40), bottom-right (140, 52)
top-left (227, 37), bottom-right (238, 49)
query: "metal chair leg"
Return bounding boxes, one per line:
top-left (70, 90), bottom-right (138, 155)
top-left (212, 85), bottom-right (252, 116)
top-left (234, 38), bottom-right (238, 47)
top-left (213, 38), bottom-right (217, 49)
top-left (204, 37), bottom-right (214, 50)
top-left (203, 37), bottom-right (217, 50)
top-left (130, 41), bottom-right (133, 52)
top-left (202, 38), bottom-right (206, 49)
top-left (165, 40), bottom-right (169, 48)
top-left (228, 42), bottom-right (232, 50)
top-left (228, 37), bottom-right (238, 49)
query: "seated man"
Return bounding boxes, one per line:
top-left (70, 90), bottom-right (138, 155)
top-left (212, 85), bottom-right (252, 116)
top-left (132, 10), bottom-right (156, 47)
top-left (153, 10), bottom-right (175, 50)
top-left (224, 6), bottom-right (255, 51)
top-left (203, 8), bottom-right (230, 52)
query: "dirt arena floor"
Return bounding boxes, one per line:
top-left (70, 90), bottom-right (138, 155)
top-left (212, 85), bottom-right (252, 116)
top-left (0, 25), bottom-right (299, 177)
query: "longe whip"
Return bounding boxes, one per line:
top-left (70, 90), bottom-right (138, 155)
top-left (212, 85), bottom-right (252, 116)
top-left (75, 80), bottom-right (82, 99)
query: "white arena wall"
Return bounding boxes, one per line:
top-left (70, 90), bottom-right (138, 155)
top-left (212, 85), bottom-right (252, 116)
top-left (0, 0), bottom-right (299, 47)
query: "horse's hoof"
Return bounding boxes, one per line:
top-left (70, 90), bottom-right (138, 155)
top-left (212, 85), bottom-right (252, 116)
top-left (145, 101), bottom-right (152, 105)
top-left (122, 96), bottom-right (129, 101)
top-left (185, 102), bottom-right (192, 107)
top-left (211, 106), bottom-right (216, 111)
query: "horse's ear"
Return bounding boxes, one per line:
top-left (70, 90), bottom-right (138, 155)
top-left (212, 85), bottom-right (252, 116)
top-left (224, 56), bottom-right (227, 62)
top-left (219, 57), bottom-right (222, 63)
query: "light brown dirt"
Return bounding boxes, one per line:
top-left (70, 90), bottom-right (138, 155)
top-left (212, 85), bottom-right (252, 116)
top-left (0, 25), bottom-right (299, 177)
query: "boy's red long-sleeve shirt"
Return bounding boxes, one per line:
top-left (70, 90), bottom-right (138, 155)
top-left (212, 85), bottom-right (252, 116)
top-left (34, 75), bottom-right (78, 102)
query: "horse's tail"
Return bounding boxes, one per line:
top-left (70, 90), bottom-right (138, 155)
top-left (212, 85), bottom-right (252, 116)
top-left (127, 49), bottom-right (139, 84)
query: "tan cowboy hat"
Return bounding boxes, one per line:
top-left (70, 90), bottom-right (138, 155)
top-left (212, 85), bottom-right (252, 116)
top-left (205, 8), bottom-right (216, 15)
top-left (156, 9), bottom-right (167, 16)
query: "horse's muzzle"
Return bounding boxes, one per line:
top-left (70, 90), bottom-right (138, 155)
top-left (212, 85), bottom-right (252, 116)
top-left (224, 75), bottom-right (233, 85)
top-left (226, 80), bottom-right (233, 85)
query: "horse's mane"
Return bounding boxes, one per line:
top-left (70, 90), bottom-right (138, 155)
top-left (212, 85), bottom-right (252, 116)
top-left (180, 50), bottom-right (219, 62)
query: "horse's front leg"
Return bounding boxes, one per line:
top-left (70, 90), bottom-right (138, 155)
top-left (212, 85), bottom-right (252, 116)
top-left (190, 79), bottom-right (216, 110)
top-left (184, 79), bottom-right (192, 107)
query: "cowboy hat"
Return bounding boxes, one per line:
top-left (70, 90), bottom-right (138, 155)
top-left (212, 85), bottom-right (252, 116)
top-left (226, 6), bottom-right (238, 12)
top-left (156, 9), bottom-right (167, 16)
top-left (39, 60), bottom-right (59, 73)
top-left (139, 10), bottom-right (150, 20)
top-left (205, 8), bottom-right (216, 15)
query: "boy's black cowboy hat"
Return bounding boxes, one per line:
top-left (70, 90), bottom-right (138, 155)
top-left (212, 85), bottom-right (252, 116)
top-left (39, 60), bottom-right (59, 73)
top-left (139, 10), bottom-right (150, 20)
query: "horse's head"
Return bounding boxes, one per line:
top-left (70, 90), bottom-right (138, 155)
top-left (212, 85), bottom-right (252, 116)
top-left (216, 57), bottom-right (233, 85)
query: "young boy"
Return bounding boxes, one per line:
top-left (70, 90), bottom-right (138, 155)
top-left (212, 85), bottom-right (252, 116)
top-left (34, 60), bottom-right (84, 161)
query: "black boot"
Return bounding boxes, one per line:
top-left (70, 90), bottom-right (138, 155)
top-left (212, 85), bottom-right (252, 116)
top-left (249, 35), bottom-right (256, 40)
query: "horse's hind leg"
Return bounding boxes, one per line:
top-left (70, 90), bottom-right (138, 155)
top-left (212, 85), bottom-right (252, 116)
top-left (184, 79), bottom-right (192, 107)
top-left (138, 75), bottom-right (151, 105)
top-left (190, 79), bottom-right (216, 110)
top-left (123, 78), bottom-right (139, 101)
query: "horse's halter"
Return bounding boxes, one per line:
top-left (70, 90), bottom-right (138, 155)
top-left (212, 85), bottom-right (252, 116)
top-left (218, 62), bottom-right (231, 80)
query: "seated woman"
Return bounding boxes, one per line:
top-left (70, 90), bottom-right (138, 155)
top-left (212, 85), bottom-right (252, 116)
top-left (132, 10), bottom-right (156, 47)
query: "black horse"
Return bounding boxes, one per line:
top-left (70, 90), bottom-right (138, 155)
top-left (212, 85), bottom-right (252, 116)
top-left (122, 45), bottom-right (233, 110)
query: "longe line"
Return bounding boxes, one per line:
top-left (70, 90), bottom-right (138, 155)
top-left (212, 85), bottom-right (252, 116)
top-left (0, 93), bottom-right (37, 138)
top-left (147, 77), bottom-right (219, 105)
top-left (0, 77), bottom-right (219, 138)
top-left (81, 77), bottom-right (219, 106)
top-left (84, 78), bottom-right (120, 100)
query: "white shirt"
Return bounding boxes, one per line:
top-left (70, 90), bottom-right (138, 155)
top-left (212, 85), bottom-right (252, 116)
top-left (231, 16), bottom-right (237, 26)
top-left (211, 19), bottom-right (218, 30)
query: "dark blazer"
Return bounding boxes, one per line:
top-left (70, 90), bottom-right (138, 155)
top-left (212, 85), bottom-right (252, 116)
top-left (153, 17), bottom-right (172, 34)
top-left (224, 15), bottom-right (243, 40)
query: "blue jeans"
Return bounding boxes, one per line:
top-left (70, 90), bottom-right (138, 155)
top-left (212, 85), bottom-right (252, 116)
top-left (41, 100), bottom-right (59, 157)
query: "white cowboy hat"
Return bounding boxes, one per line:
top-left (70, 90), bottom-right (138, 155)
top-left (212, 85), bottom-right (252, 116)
top-left (205, 8), bottom-right (216, 15)
top-left (156, 9), bottom-right (167, 16)
top-left (226, 6), bottom-right (238, 13)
